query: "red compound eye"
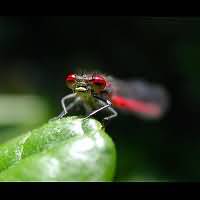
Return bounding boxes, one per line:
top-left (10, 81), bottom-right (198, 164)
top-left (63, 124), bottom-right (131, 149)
top-left (66, 73), bottom-right (76, 88)
top-left (92, 75), bottom-right (106, 91)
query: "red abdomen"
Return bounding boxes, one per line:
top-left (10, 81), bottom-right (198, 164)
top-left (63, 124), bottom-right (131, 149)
top-left (111, 95), bottom-right (163, 119)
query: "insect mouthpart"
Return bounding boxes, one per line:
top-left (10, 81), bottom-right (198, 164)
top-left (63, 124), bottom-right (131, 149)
top-left (75, 86), bottom-right (88, 92)
top-left (75, 81), bottom-right (89, 93)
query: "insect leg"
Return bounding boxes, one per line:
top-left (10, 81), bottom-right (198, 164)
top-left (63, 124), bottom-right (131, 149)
top-left (50, 93), bottom-right (79, 120)
top-left (56, 96), bottom-right (81, 119)
top-left (95, 96), bottom-right (118, 121)
top-left (103, 106), bottom-right (118, 121)
top-left (61, 93), bottom-right (77, 114)
top-left (83, 96), bottom-right (118, 121)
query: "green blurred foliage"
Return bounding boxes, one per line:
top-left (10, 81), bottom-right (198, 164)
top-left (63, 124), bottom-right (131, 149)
top-left (0, 117), bottom-right (116, 181)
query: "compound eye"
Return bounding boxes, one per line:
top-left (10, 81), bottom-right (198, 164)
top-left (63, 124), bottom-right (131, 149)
top-left (65, 73), bottom-right (76, 88)
top-left (92, 75), bottom-right (106, 91)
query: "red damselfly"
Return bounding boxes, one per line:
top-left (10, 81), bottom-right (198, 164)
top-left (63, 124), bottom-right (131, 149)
top-left (54, 72), bottom-right (169, 121)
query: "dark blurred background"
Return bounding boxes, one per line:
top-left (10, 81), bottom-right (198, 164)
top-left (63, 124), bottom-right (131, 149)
top-left (0, 16), bottom-right (200, 181)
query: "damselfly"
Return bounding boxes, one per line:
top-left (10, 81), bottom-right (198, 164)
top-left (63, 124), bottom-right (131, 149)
top-left (55, 72), bottom-right (169, 121)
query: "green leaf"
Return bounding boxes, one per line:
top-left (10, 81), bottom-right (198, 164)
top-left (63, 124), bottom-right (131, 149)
top-left (0, 116), bottom-right (116, 181)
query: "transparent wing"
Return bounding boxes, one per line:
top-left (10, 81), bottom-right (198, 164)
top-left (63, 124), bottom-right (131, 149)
top-left (109, 78), bottom-right (170, 119)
